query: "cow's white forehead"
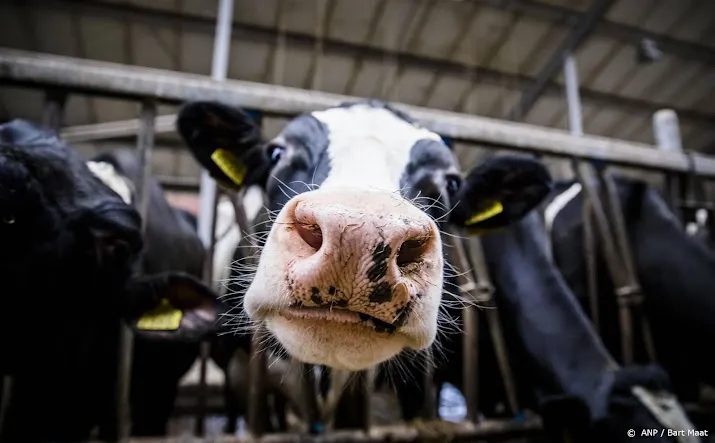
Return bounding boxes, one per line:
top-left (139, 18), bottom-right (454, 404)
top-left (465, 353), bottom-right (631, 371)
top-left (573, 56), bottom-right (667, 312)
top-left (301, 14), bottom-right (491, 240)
top-left (310, 104), bottom-right (443, 192)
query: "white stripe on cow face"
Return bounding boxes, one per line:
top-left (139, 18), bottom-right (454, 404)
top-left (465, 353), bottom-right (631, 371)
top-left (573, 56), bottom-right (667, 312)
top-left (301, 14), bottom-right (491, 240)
top-left (311, 104), bottom-right (443, 192)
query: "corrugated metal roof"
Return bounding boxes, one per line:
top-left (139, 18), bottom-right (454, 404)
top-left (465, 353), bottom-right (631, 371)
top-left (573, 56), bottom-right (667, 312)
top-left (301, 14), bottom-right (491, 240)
top-left (1, 0), bottom-right (713, 182)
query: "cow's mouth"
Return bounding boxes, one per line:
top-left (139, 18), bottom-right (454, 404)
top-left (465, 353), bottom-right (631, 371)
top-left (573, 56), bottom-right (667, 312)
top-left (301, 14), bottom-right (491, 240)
top-left (279, 306), bottom-right (398, 334)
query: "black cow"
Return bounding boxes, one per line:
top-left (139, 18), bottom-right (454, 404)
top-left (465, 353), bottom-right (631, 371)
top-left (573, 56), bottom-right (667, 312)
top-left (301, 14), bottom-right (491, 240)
top-left (0, 120), bottom-right (225, 442)
top-left (387, 210), bottom-right (697, 442)
top-left (545, 177), bottom-right (715, 410)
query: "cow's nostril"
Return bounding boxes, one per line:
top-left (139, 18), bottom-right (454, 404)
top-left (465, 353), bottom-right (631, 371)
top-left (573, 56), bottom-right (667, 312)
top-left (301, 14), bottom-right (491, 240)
top-left (296, 222), bottom-right (323, 251)
top-left (396, 238), bottom-right (429, 267)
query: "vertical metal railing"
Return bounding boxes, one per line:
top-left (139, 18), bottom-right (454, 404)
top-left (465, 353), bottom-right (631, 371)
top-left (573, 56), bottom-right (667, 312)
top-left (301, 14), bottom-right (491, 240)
top-left (653, 108), bottom-right (711, 238)
top-left (195, 186), bottom-right (220, 436)
top-left (247, 326), bottom-right (268, 436)
top-left (114, 100), bottom-right (157, 442)
top-left (194, 0), bottom-right (234, 435)
top-left (654, 109), bottom-right (685, 218)
top-left (41, 88), bottom-right (67, 133)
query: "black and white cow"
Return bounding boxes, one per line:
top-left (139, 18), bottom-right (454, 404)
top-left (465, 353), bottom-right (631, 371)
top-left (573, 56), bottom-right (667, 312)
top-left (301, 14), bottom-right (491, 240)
top-left (178, 100), bottom-right (702, 441)
top-left (176, 99), bottom-right (552, 373)
top-left (0, 120), bottom-right (226, 442)
top-left (545, 177), bottom-right (715, 406)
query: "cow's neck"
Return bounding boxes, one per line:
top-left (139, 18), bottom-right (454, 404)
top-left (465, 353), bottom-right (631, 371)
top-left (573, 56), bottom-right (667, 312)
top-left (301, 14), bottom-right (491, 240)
top-left (480, 212), bottom-right (618, 421)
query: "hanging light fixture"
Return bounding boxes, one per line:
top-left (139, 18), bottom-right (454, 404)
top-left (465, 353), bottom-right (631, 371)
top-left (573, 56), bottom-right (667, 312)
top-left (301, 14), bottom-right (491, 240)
top-left (636, 38), bottom-right (662, 63)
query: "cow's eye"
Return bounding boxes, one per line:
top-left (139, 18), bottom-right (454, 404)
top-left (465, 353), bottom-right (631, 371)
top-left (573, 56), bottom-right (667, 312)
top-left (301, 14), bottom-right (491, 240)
top-left (445, 175), bottom-right (461, 196)
top-left (267, 144), bottom-right (285, 165)
top-left (2, 213), bottom-right (15, 225)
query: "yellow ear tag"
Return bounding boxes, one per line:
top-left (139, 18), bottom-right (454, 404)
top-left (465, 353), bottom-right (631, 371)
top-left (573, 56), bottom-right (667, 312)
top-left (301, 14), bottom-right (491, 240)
top-left (136, 299), bottom-right (183, 331)
top-left (465, 201), bottom-right (504, 226)
top-left (210, 148), bottom-right (247, 186)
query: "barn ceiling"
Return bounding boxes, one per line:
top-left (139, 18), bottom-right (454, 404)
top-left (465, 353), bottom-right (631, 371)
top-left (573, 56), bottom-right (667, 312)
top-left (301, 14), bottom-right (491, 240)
top-left (1, 0), bottom-right (714, 183)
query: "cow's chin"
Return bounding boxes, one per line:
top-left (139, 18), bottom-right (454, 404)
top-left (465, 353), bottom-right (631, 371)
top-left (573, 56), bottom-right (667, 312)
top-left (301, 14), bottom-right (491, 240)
top-left (265, 316), bottom-right (411, 371)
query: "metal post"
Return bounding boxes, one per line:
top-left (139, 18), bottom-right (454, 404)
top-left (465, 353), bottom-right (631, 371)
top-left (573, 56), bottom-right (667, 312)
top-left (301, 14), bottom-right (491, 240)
top-left (197, 0), bottom-right (234, 251)
top-left (446, 230), bottom-right (481, 423)
top-left (300, 364), bottom-right (322, 434)
top-left (564, 54), bottom-right (583, 137)
top-left (114, 100), bottom-right (156, 442)
top-left (247, 326), bottom-right (268, 437)
top-left (195, 0), bottom-right (234, 435)
top-left (41, 88), bottom-right (67, 133)
top-left (194, 187), bottom-right (220, 436)
top-left (444, 229), bottom-right (479, 423)
top-left (333, 370), bottom-right (372, 431)
top-left (653, 109), bottom-right (687, 220)
top-left (462, 305), bottom-right (480, 423)
top-left (653, 110), bottom-right (683, 153)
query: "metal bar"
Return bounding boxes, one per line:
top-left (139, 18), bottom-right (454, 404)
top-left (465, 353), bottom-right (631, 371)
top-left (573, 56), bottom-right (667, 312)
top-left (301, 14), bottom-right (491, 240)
top-left (564, 54), bottom-right (583, 136)
top-left (573, 162), bottom-right (635, 365)
top-left (600, 168), bottom-right (657, 364)
top-left (508, 0), bottom-right (616, 121)
top-left (653, 109), bottom-right (687, 219)
top-left (248, 327), bottom-right (268, 437)
top-left (300, 364), bottom-right (321, 434)
top-left (60, 114), bottom-right (176, 143)
top-left (582, 199), bottom-right (600, 334)
top-left (157, 175), bottom-right (201, 192)
top-left (565, 53), bottom-right (601, 336)
top-left (114, 100), bottom-right (157, 442)
top-left (41, 88), bottom-right (67, 132)
top-left (3, 50), bottom-right (715, 178)
top-left (444, 228), bottom-right (480, 423)
top-left (194, 186), bottom-right (220, 437)
top-left (484, 309), bottom-right (519, 416)
top-left (653, 109), bottom-right (684, 153)
top-left (196, 0), bottom-right (233, 250)
top-left (194, 0), bottom-right (233, 435)
top-left (462, 303), bottom-right (480, 423)
top-left (462, 235), bottom-right (520, 416)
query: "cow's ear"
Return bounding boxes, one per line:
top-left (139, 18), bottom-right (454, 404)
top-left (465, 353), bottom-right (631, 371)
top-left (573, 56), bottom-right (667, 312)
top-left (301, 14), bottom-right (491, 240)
top-left (124, 272), bottom-right (227, 342)
top-left (177, 101), bottom-right (266, 191)
top-left (450, 155), bottom-right (552, 234)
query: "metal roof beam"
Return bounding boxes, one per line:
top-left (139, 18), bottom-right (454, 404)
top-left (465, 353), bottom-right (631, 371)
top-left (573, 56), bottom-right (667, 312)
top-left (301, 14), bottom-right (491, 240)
top-left (507, 0), bottom-right (616, 122)
top-left (17, 0), bottom-right (715, 127)
top-left (468, 0), bottom-right (715, 65)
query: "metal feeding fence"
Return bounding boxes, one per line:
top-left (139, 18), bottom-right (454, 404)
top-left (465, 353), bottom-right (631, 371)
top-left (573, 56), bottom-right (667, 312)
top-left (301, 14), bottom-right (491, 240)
top-left (0, 35), bottom-right (714, 443)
